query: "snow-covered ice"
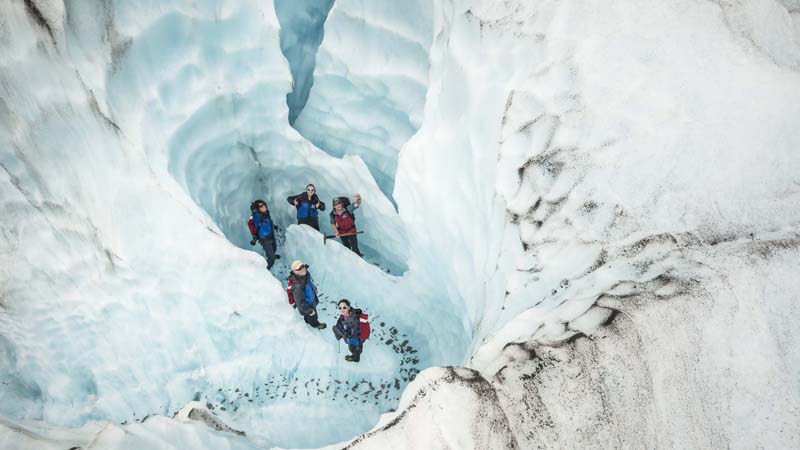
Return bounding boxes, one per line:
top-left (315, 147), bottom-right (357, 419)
top-left (2, 0), bottom-right (800, 449)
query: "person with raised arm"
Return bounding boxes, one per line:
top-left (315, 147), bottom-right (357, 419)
top-left (329, 194), bottom-right (362, 256)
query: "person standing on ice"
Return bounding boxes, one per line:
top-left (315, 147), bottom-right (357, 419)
top-left (249, 200), bottom-right (278, 269)
top-left (287, 260), bottom-right (327, 330)
top-left (329, 194), bottom-right (362, 256)
top-left (287, 184), bottom-right (325, 230)
top-left (332, 299), bottom-right (363, 362)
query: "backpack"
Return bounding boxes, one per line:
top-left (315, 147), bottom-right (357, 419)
top-left (247, 217), bottom-right (257, 236)
top-left (353, 308), bottom-right (370, 341)
top-left (286, 279), bottom-right (301, 307)
top-left (248, 200), bottom-right (262, 236)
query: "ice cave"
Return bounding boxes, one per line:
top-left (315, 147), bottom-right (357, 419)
top-left (1, 0), bottom-right (799, 449)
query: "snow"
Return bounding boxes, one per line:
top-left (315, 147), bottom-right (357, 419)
top-left (2, 0), bottom-right (800, 449)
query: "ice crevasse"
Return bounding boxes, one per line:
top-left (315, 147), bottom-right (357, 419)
top-left (2, 0), bottom-right (800, 449)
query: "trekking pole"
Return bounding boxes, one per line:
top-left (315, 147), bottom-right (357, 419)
top-left (323, 230), bottom-right (364, 245)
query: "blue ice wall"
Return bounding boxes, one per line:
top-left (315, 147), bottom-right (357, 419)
top-left (274, 0), bottom-right (335, 125)
top-left (292, 0), bottom-right (434, 204)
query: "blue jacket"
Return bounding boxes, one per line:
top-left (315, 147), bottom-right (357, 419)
top-left (287, 272), bottom-right (318, 317)
top-left (287, 193), bottom-right (326, 219)
top-left (252, 211), bottom-right (274, 240)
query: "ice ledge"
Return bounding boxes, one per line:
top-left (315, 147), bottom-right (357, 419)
top-left (0, 403), bottom-right (255, 450)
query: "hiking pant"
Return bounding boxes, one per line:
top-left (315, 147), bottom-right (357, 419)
top-left (341, 234), bottom-right (361, 257)
top-left (259, 236), bottom-right (276, 269)
top-left (348, 342), bottom-right (363, 361)
top-left (303, 310), bottom-right (320, 327)
top-left (298, 217), bottom-right (320, 231)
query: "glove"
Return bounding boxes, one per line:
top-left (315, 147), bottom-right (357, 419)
top-left (250, 236), bottom-right (258, 246)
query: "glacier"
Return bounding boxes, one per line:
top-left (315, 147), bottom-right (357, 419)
top-left (2, 0), bottom-right (800, 449)
top-left (274, 0), bottom-right (334, 125)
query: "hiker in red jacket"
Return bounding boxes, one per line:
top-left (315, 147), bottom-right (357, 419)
top-left (329, 194), bottom-right (362, 256)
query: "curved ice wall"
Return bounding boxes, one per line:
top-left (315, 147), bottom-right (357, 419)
top-left (0, 0), bottom-right (417, 448)
top-left (337, 1), bottom-right (800, 448)
top-left (274, 0), bottom-right (335, 125)
top-left (293, 0), bottom-right (434, 202)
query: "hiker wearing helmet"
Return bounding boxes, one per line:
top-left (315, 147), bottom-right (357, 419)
top-left (287, 184), bottom-right (326, 231)
top-left (330, 194), bottom-right (362, 256)
top-left (287, 260), bottom-right (326, 330)
top-left (332, 299), bottom-right (362, 362)
top-left (249, 200), bottom-right (277, 269)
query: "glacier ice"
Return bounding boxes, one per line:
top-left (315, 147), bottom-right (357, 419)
top-left (2, 0), bottom-right (462, 447)
top-left (1, 0), bottom-right (417, 448)
top-left (293, 0), bottom-right (434, 202)
top-left (345, 0), bottom-right (800, 448)
top-left (274, 0), bottom-right (335, 125)
top-left (2, 0), bottom-right (800, 449)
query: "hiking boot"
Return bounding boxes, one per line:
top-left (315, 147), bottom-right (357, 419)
top-left (345, 355), bottom-right (360, 362)
top-left (316, 323), bottom-right (327, 330)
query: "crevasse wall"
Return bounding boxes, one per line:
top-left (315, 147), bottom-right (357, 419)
top-left (1, 0), bottom-right (475, 447)
top-left (1, 0), bottom-right (296, 432)
top-left (1, 0), bottom-right (417, 448)
top-left (274, 0), bottom-right (335, 124)
top-left (293, 0), bottom-right (434, 202)
top-left (342, 0), bottom-right (800, 448)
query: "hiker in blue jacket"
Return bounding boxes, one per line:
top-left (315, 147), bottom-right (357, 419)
top-left (287, 260), bottom-right (327, 330)
top-left (287, 184), bottom-right (326, 231)
top-left (250, 200), bottom-right (277, 269)
top-left (333, 299), bottom-right (362, 362)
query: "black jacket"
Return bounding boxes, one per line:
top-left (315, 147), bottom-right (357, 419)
top-left (333, 309), bottom-right (362, 342)
top-left (287, 272), bottom-right (318, 316)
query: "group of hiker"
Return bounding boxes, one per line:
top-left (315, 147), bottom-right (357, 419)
top-left (247, 183), bottom-right (363, 270)
top-left (247, 183), bottom-right (368, 362)
top-left (287, 183), bottom-right (363, 255)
